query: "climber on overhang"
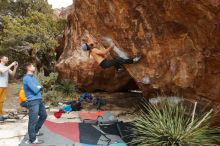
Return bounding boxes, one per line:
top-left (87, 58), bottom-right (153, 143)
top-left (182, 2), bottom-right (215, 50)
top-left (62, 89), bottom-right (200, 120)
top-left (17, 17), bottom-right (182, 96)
top-left (81, 35), bottom-right (142, 72)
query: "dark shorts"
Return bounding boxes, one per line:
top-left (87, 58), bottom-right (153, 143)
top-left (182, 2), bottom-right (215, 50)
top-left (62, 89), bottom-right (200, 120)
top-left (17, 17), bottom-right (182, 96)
top-left (99, 58), bottom-right (133, 69)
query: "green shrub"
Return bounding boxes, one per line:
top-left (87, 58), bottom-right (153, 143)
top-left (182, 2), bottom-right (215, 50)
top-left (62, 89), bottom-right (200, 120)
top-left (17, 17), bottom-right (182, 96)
top-left (37, 72), bottom-right (60, 105)
top-left (43, 89), bottom-right (61, 106)
top-left (37, 72), bottom-right (58, 90)
top-left (132, 100), bottom-right (220, 146)
top-left (37, 72), bottom-right (78, 105)
top-left (57, 79), bottom-right (77, 100)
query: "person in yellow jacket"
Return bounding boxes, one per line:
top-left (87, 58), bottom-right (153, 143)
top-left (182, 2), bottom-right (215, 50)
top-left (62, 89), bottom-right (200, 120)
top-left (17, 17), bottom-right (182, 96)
top-left (19, 86), bottom-right (28, 108)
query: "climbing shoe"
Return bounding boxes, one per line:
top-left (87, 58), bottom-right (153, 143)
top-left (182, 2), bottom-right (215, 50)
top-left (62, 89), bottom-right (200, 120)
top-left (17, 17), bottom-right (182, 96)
top-left (133, 55), bottom-right (143, 63)
top-left (25, 138), bottom-right (44, 144)
top-left (36, 131), bottom-right (44, 136)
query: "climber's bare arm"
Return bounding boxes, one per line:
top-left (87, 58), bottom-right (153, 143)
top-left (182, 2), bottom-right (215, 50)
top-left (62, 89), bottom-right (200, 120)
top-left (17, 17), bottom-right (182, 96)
top-left (92, 45), bottom-right (114, 55)
top-left (92, 48), bottom-right (106, 55)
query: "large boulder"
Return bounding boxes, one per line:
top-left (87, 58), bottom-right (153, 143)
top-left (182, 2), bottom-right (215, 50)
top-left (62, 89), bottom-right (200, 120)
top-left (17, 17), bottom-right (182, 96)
top-left (56, 0), bottom-right (220, 103)
top-left (56, 25), bottom-right (137, 92)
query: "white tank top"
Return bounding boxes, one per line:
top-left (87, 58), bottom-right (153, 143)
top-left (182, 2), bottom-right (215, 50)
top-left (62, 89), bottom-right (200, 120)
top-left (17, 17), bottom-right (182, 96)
top-left (0, 64), bottom-right (9, 87)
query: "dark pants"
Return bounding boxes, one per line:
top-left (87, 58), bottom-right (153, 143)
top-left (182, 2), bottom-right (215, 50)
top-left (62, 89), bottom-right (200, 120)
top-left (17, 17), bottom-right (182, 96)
top-left (27, 99), bottom-right (47, 142)
top-left (99, 57), bottom-right (133, 70)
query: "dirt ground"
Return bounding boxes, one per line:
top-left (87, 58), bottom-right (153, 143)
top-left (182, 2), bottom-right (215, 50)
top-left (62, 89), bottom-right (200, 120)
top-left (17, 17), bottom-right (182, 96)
top-left (0, 83), bottom-right (143, 146)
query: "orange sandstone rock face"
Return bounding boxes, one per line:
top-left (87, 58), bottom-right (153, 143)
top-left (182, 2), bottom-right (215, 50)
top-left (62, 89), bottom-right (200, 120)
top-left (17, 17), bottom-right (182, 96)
top-left (56, 0), bottom-right (220, 102)
top-left (55, 22), bottom-right (136, 92)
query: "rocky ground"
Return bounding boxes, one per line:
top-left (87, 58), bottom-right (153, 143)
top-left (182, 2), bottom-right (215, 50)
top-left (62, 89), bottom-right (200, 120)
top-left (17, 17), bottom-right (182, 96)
top-left (0, 83), bottom-right (143, 146)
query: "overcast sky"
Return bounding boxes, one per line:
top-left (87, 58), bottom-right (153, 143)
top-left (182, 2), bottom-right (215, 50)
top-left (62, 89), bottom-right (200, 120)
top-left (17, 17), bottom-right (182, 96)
top-left (48, 0), bottom-right (73, 9)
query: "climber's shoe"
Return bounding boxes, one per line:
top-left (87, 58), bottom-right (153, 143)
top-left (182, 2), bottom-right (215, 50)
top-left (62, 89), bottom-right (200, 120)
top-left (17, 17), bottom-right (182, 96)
top-left (133, 55), bottom-right (143, 63)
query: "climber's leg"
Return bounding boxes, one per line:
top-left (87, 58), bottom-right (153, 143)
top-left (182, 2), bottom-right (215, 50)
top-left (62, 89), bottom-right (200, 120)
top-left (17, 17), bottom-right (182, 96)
top-left (99, 56), bottom-right (142, 70)
top-left (99, 59), bottom-right (121, 69)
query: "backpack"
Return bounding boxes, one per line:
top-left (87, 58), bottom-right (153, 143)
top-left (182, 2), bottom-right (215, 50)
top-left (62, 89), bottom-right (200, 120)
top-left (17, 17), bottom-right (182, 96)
top-left (19, 86), bottom-right (26, 104)
top-left (93, 97), bottom-right (106, 110)
top-left (71, 101), bottom-right (82, 111)
top-left (78, 92), bottom-right (93, 103)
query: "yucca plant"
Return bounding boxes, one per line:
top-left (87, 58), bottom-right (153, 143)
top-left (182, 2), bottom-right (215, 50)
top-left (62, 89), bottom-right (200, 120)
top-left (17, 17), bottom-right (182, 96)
top-left (132, 99), bottom-right (220, 146)
top-left (58, 79), bottom-right (77, 100)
